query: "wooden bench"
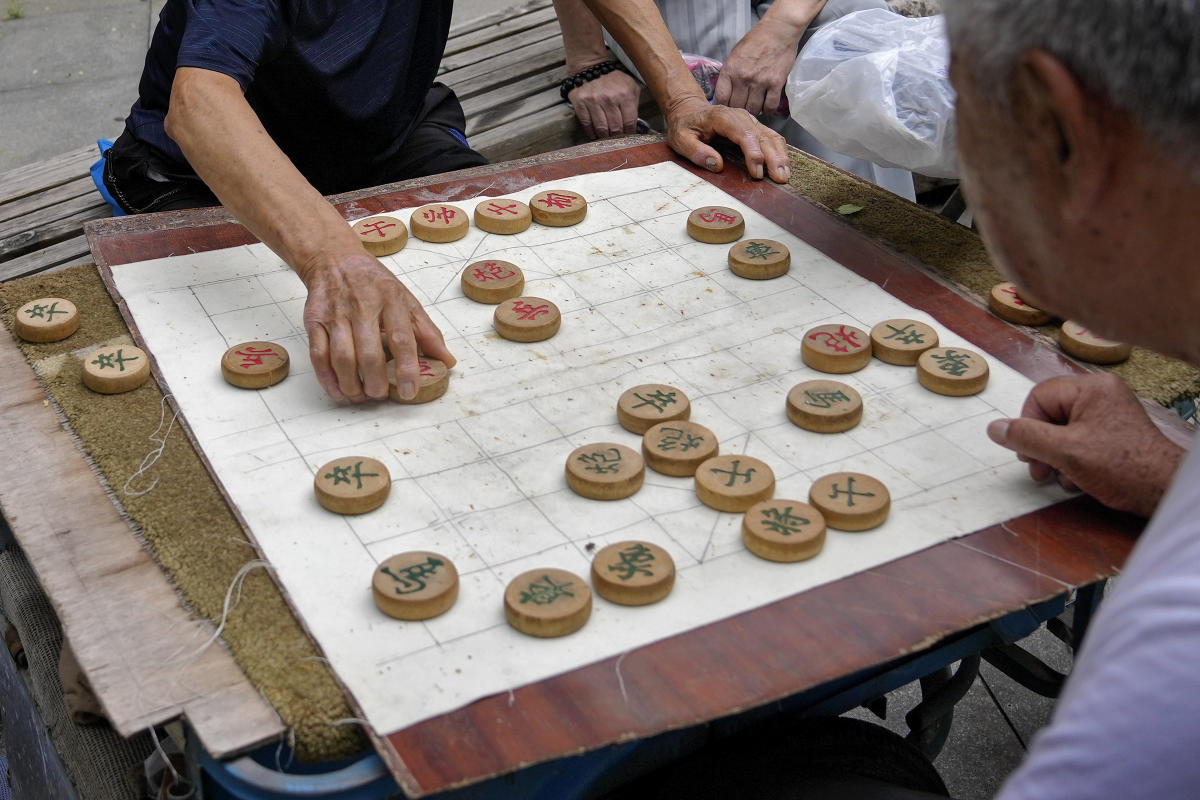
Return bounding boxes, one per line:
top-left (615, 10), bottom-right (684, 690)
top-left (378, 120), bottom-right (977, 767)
top-left (0, 0), bottom-right (588, 283)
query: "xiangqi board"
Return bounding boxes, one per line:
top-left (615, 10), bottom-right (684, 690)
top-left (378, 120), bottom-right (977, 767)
top-left (108, 162), bottom-right (1065, 735)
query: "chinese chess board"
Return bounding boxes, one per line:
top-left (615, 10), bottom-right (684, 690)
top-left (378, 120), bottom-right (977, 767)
top-left (108, 163), bottom-right (1065, 734)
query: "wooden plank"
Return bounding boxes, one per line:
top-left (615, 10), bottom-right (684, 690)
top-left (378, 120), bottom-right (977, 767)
top-left (0, 203), bottom-right (109, 261)
top-left (0, 333), bottom-right (284, 757)
top-left (436, 25), bottom-right (561, 91)
top-left (461, 68), bottom-right (563, 127)
top-left (0, 176), bottom-right (97, 227)
top-left (0, 235), bottom-right (93, 282)
top-left (440, 28), bottom-right (564, 95)
top-left (0, 145), bottom-right (99, 205)
top-left (471, 103), bottom-right (582, 161)
top-left (446, 0), bottom-right (550, 39)
top-left (0, 191), bottom-right (107, 242)
top-left (441, 6), bottom-right (560, 66)
top-left (466, 85), bottom-right (566, 138)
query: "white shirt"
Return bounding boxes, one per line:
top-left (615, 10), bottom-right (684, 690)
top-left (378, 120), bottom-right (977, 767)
top-left (997, 442), bottom-right (1200, 799)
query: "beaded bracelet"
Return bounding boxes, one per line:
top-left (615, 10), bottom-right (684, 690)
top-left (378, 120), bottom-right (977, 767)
top-left (559, 59), bottom-right (631, 101)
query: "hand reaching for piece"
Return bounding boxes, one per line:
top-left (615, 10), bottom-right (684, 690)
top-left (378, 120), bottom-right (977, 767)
top-left (301, 250), bottom-right (456, 403)
top-left (987, 373), bottom-right (1184, 518)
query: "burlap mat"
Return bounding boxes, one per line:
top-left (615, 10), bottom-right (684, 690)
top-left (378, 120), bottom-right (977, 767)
top-left (1, 149), bottom-right (1194, 763)
top-left (0, 270), bottom-right (363, 762)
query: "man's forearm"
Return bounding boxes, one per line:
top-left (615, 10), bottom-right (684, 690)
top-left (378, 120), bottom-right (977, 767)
top-left (164, 67), bottom-right (360, 282)
top-left (757, 0), bottom-right (828, 40)
top-left (553, 0), bottom-right (611, 73)
top-left (578, 0), bottom-right (706, 114)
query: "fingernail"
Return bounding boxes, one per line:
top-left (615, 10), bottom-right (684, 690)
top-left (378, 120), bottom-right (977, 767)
top-left (987, 419), bottom-right (1010, 444)
top-left (705, 157), bottom-right (718, 170)
top-left (781, 165), bottom-right (791, 181)
top-left (400, 380), bottom-right (417, 399)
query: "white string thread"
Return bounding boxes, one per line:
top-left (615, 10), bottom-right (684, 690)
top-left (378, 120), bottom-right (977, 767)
top-left (167, 559), bottom-right (273, 667)
top-left (122, 393), bottom-right (181, 497)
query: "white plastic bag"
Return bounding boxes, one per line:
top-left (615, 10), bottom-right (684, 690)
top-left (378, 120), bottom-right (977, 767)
top-left (787, 8), bottom-right (957, 177)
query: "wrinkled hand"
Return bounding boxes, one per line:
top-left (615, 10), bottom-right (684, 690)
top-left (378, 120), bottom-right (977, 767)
top-left (987, 373), bottom-right (1184, 518)
top-left (301, 250), bottom-right (455, 403)
top-left (665, 96), bottom-right (790, 182)
top-left (569, 70), bottom-right (641, 139)
top-left (715, 19), bottom-right (801, 116)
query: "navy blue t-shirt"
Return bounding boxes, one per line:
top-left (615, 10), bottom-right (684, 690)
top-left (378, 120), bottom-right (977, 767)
top-left (125, 0), bottom-right (451, 194)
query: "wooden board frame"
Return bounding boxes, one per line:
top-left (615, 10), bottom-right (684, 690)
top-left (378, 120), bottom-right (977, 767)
top-left (0, 333), bottom-right (283, 757)
top-left (85, 137), bottom-right (1141, 795)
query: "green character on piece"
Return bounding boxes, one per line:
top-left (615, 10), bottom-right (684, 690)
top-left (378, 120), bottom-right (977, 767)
top-left (25, 301), bottom-right (66, 320)
top-left (90, 348), bottom-right (139, 372)
top-left (380, 556), bottom-right (446, 595)
top-left (657, 426), bottom-right (704, 453)
top-left (828, 476), bottom-right (875, 508)
top-left (760, 506), bottom-right (810, 535)
top-left (803, 389), bottom-right (852, 409)
top-left (932, 349), bottom-right (972, 376)
top-left (324, 460), bottom-right (379, 490)
top-left (578, 448), bottom-right (623, 475)
top-left (519, 574), bottom-right (575, 605)
top-left (743, 241), bottom-right (780, 260)
top-left (607, 543), bottom-right (656, 580)
top-left (631, 390), bottom-right (677, 414)
top-left (882, 323), bottom-right (927, 345)
top-left (711, 458), bottom-right (756, 487)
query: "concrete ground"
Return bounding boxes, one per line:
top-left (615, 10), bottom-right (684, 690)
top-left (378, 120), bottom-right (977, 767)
top-left (0, 0), bottom-right (493, 172)
top-left (0, 2), bottom-right (1066, 798)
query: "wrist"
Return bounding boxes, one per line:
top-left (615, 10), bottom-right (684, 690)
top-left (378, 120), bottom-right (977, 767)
top-left (757, 2), bottom-right (817, 41)
top-left (566, 49), bottom-right (614, 75)
top-left (664, 92), bottom-right (710, 118)
top-left (294, 238), bottom-right (368, 285)
top-left (561, 59), bottom-right (632, 101)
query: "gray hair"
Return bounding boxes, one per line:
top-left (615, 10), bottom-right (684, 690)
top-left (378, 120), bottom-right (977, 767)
top-left (944, 1), bottom-right (1200, 169)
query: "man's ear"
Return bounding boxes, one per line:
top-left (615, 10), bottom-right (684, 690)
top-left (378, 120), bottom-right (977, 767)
top-left (1011, 49), bottom-right (1114, 221)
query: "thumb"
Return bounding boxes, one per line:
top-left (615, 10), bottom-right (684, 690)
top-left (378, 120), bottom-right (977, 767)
top-left (988, 417), bottom-right (1069, 481)
top-left (676, 130), bottom-right (722, 173)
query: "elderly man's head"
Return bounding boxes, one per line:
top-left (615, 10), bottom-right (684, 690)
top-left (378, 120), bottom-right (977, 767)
top-left (944, 1), bottom-right (1200, 359)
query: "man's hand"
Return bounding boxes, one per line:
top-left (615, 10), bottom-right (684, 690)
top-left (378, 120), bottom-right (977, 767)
top-left (665, 96), bottom-right (791, 182)
top-left (300, 250), bottom-right (455, 403)
top-left (166, 67), bottom-right (456, 404)
top-left (569, 70), bottom-right (641, 139)
top-left (987, 373), bottom-right (1184, 517)
top-left (715, 19), bottom-right (803, 116)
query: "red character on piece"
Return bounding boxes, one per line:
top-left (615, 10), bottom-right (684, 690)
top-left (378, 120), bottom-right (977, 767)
top-left (1001, 285), bottom-right (1029, 307)
top-left (417, 360), bottom-right (436, 378)
top-left (472, 262), bottom-right (517, 282)
top-left (808, 326), bottom-right (863, 352)
top-left (537, 192), bottom-right (576, 209)
top-left (236, 346), bottom-right (278, 368)
top-left (357, 220), bottom-right (396, 238)
top-left (423, 206), bottom-right (456, 224)
top-left (484, 201), bottom-right (520, 216)
top-left (699, 208), bottom-right (737, 225)
top-left (511, 301), bottom-right (550, 321)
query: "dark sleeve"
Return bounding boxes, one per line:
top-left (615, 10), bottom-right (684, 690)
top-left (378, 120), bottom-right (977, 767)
top-left (176, 0), bottom-right (288, 88)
